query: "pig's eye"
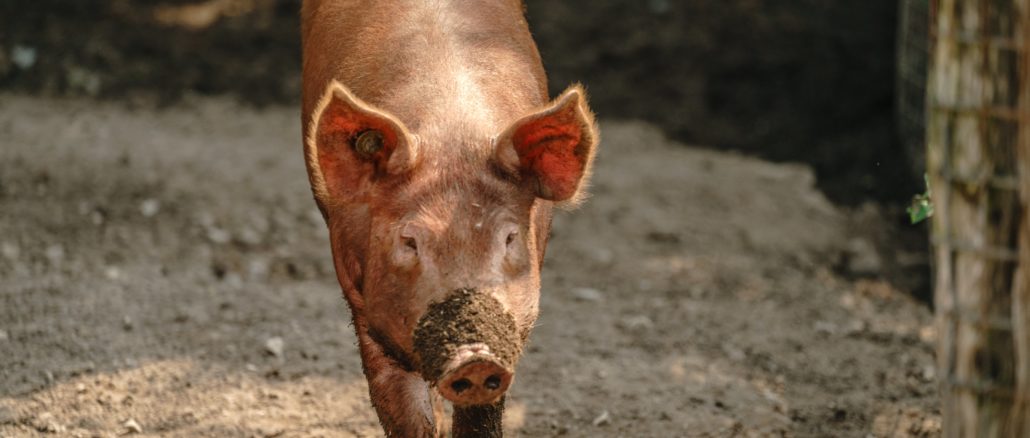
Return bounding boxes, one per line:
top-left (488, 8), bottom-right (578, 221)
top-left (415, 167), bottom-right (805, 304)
top-left (400, 224), bottom-right (420, 256)
top-left (403, 236), bottom-right (418, 253)
top-left (505, 230), bottom-right (518, 246)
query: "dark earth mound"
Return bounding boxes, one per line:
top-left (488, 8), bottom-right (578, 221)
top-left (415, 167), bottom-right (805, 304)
top-left (1, 0), bottom-right (914, 206)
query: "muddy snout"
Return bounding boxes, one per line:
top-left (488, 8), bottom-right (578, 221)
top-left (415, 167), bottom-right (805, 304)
top-left (413, 289), bottom-right (523, 406)
top-left (435, 343), bottom-right (514, 405)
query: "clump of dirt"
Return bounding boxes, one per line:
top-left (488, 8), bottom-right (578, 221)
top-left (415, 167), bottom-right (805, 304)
top-left (414, 289), bottom-right (523, 383)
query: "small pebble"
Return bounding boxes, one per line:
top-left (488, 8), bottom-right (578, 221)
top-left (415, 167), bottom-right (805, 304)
top-left (34, 412), bottom-right (57, 432)
top-left (619, 315), bottom-right (654, 331)
top-left (36, 413), bottom-right (65, 434)
top-left (139, 199), bottom-right (160, 218)
top-left (264, 337), bottom-right (284, 358)
top-left (123, 418), bottom-right (142, 434)
top-left (104, 266), bottom-right (122, 281)
top-left (236, 226), bottom-right (263, 246)
top-left (122, 316), bottom-right (134, 331)
top-left (207, 227), bottom-right (231, 244)
top-left (814, 320), bottom-right (837, 335)
top-left (11, 45), bottom-right (37, 69)
top-left (591, 410), bottom-right (611, 427)
top-left (922, 364), bottom-right (936, 382)
top-left (570, 287), bottom-right (603, 302)
top-left (247, 258), bottom-right (270, 280)
top-left (0, 329), bottom-right (8, 342)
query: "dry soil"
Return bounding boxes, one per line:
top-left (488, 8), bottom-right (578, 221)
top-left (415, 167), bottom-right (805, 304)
top-left (0, 95), bottom-right (939, 437)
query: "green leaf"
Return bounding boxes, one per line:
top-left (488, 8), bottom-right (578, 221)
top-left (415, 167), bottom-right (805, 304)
top-left (907, 198), bottom-right (933, 224)
top-left (907, 174), bottom-right (934, 224)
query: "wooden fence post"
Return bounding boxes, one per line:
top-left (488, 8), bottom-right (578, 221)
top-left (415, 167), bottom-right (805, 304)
top-left (927, 0), bottom-right (1030, 435)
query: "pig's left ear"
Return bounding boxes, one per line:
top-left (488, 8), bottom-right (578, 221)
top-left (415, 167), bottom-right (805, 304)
top-left (494, 84), bottom-right (599, 205)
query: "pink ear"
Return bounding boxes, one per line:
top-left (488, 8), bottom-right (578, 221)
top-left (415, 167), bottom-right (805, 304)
top-left (306, 81), bottom-right (418, 203)
top-left (495, 85), bottom-right (598, 203)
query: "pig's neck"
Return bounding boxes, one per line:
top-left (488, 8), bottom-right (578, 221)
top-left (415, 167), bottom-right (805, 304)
top-left (452, 398), bottom-right (504, 438)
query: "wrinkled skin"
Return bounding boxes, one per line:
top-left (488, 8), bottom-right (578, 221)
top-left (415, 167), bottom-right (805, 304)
top-left (300, 1), bottom-right (598, 436)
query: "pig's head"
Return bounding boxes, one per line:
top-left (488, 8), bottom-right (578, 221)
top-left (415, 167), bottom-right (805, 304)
top-left (305, 81), bottom-right (597, 406)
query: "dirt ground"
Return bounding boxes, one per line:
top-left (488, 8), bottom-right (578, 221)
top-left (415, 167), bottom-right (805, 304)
top-left (0, 95), bottom-right (939, 437)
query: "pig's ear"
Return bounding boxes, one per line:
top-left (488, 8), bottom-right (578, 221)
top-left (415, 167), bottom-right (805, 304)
top-left (494, 84), bottom-right (598, 206)
top-left (306, 80), bottom-right (419, 204)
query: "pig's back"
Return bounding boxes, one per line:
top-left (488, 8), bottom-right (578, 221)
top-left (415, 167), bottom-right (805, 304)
top-left (301, 0), bottom-right (548, 141)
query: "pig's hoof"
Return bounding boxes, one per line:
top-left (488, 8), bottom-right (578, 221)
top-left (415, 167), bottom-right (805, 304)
top-left (437, 359), bottom-right (512, 406)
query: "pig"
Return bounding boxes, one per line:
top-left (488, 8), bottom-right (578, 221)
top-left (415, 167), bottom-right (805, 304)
top-left (300, 1), bottom-right (598, 436)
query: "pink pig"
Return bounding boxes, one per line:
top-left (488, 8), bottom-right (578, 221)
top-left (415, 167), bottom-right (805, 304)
top-left (301, 1), bottom-right (598, 436)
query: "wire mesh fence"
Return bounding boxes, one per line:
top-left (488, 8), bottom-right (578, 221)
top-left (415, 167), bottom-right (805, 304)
top-left (925, 0), bottom-right (1030, 435)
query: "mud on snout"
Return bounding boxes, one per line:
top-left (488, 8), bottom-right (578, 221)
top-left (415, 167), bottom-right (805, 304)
top-left (413, 288), bottom-right (524, 406)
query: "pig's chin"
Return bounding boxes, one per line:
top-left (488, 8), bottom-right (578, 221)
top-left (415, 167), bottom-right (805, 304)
top-left (412, 288), bottom-right (524, 406)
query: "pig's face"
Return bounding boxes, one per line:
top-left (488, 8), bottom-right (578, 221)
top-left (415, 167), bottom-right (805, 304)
top-left (364, 172), bottom-right (539, 348)
top-left (364, 172), bottom-right (540, 404)
top-left (305, 81), bottom-right (596, 405)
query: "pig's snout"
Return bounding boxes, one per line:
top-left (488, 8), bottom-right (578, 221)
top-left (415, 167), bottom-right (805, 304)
top-left (413, 289), bottom-right (523, 406)
top-left (436, 344), bottom-right (513, 405)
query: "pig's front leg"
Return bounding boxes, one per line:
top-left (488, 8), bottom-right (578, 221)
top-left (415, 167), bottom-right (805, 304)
top-left (452, 398), bottom-right (505, 438)
top-left (356, 325), bottom-right (444, 437)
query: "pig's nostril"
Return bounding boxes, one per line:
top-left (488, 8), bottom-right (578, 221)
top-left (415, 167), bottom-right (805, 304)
top-left (451, 378), bottom-right (472, 394)
top-left (484, 375), bottom-right (502, 390)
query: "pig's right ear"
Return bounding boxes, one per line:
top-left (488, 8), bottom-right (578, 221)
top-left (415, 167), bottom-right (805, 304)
top-left (305, 81), bottom-right (419, 204)
top-left (493, 85), bottom-right (598, 206)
